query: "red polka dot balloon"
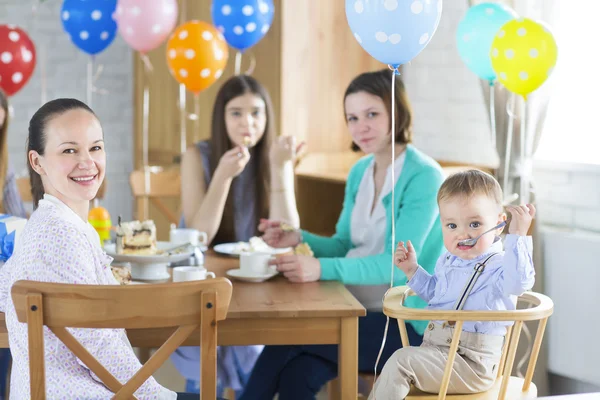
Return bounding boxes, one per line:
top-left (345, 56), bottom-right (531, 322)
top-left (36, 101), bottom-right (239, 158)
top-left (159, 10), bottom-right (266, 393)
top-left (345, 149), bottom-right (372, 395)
top-left (0, 25), bottom-right (36, 97)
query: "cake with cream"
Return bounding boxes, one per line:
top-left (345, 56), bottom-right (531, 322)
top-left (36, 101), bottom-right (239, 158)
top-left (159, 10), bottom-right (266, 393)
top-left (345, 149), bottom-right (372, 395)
top-left (115, 220), bottom-right (157, 255)
top-left (111, 265), bottom-right (132, 285)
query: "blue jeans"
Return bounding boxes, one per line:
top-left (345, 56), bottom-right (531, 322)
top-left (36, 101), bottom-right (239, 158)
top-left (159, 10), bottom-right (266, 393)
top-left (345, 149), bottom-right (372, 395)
top-left (0, 349), bottom-right (9, 400)
top-left (239, 311), bottom-right (423, 400)
top-left (184, 347), bottom-right (253, 398)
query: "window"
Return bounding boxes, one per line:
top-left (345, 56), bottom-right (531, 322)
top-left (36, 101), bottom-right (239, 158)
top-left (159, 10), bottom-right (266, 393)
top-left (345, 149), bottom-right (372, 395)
top-left (534, 1), bottom-right (600, 165)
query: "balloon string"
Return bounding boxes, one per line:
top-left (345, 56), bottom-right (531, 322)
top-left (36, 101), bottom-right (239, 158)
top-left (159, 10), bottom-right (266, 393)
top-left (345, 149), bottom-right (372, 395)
top-left (179, 84), bottom-right (187, 154)
top-left (372, 65), bottom-right (400, 400)
top-left (87, 57), bottom-right (94, 108)
top-left (234, 51), bottom-right (242, 75)
top-left (489, 81), bottom-right (496, 148)
top-left (503, 93), bottom-right (516, 202)
top-left (519, 97), bottom-right (527, 203)
top-left (245, 51), bottom-right (256, 76)
top-left (140, 54), bottom-right (154, 72)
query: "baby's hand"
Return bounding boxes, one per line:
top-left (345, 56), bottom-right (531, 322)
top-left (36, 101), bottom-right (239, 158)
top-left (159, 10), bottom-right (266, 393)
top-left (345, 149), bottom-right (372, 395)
top-left (395, 240), bottom-right (419, 280)
top-left (507, 204), bottom-right (536, 236)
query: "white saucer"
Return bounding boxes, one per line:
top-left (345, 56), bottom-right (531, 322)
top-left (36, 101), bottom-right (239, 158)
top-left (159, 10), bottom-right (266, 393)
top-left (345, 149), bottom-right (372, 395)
top-left (214, 243), bottom-right (292, 257)
top-left (226, 268), bottom-right (278, 283)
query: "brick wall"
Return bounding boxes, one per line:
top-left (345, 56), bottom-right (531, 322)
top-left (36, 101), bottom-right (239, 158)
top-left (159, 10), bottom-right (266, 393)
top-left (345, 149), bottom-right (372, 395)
top-left (1, 0), bottom-right (134, 220)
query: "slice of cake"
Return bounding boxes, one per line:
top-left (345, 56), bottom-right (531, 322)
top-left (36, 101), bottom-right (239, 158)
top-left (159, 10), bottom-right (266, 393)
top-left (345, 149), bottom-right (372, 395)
top-left (111, 265), bottom-right (132, 285)
top-left (115, 220), bottom-right (157, 255)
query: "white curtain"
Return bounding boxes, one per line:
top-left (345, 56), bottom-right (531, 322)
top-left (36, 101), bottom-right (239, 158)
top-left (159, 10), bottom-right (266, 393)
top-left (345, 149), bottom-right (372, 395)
top-left (468, 0), bottom-right (559, 205)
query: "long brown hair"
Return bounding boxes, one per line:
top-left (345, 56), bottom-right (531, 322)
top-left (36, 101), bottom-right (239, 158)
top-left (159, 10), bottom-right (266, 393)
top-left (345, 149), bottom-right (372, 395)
top-left (0, 90), bottom-right (9, 212)
top-left (344, 69), bottom-right (413, 151)
top-left (209, 75), bottom-right (274, 244)
top-left (27, 98), bottom-right (96, 208)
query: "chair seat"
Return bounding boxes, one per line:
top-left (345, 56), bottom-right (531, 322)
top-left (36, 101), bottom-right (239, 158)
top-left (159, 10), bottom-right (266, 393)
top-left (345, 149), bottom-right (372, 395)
top-left (406, 377), bottom-right (537, 399)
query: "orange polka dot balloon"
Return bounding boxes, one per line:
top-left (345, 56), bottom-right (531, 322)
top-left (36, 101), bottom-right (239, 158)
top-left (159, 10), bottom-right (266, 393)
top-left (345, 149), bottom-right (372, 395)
top-left (166, 21), bottom-right (229, 94)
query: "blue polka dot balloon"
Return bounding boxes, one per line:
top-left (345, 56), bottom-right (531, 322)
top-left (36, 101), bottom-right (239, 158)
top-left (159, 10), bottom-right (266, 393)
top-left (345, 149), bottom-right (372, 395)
top-left (61, 0), bottom-right (118, 55)
top-left (346, 0), bottom-right (443, 67)
top-left (211, 0), bottom-right (274, 52)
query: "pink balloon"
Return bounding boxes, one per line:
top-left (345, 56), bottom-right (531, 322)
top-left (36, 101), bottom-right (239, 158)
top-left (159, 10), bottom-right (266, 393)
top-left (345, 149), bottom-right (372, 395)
top-left (114, 0), bottom-right (178, 54)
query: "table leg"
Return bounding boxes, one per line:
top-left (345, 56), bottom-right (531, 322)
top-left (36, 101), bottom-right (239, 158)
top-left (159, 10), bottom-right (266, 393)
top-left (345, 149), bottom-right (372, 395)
top-left (338, 317), bottom-right (359, 399)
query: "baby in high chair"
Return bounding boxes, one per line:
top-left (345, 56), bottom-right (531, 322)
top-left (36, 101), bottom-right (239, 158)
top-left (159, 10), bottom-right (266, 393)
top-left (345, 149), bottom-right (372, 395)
top-left (369, 169), bottom-right (536, 399)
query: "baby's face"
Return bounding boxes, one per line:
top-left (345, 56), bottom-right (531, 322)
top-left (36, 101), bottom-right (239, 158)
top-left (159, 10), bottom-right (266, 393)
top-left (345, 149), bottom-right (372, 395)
top-left (439, 194), bottom-right (506, 260)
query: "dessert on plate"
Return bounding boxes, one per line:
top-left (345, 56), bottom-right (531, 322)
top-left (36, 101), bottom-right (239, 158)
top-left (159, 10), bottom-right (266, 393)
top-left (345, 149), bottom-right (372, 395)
top-left (111, 264), bottom-right (132, 285)
top-left (115, 219), bottom-right (157, 255)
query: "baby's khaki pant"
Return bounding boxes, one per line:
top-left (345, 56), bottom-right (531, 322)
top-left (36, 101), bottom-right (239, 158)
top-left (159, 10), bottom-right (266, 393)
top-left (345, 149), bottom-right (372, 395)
top-left (369, 322), bottom-right (504, 399)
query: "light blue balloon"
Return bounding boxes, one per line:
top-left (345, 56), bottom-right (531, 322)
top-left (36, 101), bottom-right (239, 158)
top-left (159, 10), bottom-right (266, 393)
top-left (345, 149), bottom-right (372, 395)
top-left (456, 3), bottom-right (517, 82)
top-left (346, 0), bottom-right (443, 66)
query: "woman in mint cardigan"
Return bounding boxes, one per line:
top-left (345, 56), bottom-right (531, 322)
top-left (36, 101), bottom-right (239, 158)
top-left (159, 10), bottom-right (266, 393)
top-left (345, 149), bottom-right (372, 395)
top-left (239, 70), bottom-right (445, 400)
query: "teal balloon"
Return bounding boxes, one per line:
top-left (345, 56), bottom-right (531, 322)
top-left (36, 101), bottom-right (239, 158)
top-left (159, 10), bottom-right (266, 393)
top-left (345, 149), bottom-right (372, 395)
top-left (456, 3), bottom-right (517, 81)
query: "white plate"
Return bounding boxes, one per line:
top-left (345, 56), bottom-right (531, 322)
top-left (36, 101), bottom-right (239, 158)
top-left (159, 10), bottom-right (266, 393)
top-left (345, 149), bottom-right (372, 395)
top-left (226, 268), bottom-right (278, 283)
top-left (104, 241), bottom-right (194, 264)
top-left (214, 242), bottom-right (291, 257)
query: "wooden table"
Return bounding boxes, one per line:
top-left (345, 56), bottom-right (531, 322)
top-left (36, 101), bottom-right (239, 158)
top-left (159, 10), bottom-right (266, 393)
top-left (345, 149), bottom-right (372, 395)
top-left (0, 252), bottom-right (366, 398)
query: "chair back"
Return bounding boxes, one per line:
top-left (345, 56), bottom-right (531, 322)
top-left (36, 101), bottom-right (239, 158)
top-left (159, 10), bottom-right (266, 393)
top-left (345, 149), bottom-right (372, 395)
top-left (16, 177), bottom-right (107, 204)
top-left (383, 286), bottom-right (553, 400)
top-left (12, 278), bottom-right (232, 400)
top-left (129, 167), bottom-right (181, 225)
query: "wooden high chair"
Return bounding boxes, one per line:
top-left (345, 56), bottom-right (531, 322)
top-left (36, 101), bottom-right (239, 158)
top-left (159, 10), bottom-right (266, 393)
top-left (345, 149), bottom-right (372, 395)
top-left (379, 286), bottom-right (553, 400)
top-left (11, 278), bottom-right (233, 400)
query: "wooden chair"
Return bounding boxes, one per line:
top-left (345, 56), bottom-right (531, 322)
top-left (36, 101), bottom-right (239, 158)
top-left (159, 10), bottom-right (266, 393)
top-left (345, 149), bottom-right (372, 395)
top-left (16, 177), bottom-right (107, 204)
top-left (378, 286), bottom-right (553, 400)
top-left (11, 278), bottom-right (232, 400)
top-left (129, 167), bottom-right (181, 225)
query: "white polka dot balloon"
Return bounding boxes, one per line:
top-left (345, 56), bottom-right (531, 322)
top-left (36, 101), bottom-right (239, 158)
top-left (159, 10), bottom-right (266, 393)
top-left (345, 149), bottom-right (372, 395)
top-left (211, 0), bottom-right (274, 52)
top-left (166, 20), bottom-right (229, 94)
top-left (115, 0), bottom-right (179, 54)
top-left (0, 25), bottom-right (36, 96)
top-left (490, 17), bottom-right (557, 98)
top-left (61, 0), bottom-right (118, 55)
top-left (345, 0), bottom-right (443, 66)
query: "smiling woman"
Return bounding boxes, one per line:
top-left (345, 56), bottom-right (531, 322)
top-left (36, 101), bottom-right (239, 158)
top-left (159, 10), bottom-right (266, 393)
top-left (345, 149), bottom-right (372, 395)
top-left (0, 98), bottom-right (179, 399)
top-left (26, 99), bottom-right (105, 219)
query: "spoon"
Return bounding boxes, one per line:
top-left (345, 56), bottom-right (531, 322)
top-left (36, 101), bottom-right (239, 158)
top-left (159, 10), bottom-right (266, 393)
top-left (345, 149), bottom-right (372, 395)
top-left (458, 221), bottom-right (506, 247)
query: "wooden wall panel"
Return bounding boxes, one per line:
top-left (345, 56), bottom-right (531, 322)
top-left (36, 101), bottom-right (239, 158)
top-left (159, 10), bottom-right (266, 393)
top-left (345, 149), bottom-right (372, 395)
top-left (280, 0), bottom-right (383, 153)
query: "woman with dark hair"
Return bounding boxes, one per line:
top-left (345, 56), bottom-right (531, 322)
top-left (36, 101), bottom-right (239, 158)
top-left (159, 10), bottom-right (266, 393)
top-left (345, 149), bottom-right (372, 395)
top-left (0, 89), bottom-right (27, 218)
top-left (0, 98), bottom-right (188, 399)
top-left (180, 74), bottom-right (300, 245)
top-left (172, 75), bottom-right (302, 397)
top-left (240, 69), bottom-right (446, 400)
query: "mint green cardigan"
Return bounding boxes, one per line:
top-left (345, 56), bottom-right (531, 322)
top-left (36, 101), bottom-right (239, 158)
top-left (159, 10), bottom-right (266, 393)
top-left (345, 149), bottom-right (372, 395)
top-left (301, 145), bottom-right (445, 335)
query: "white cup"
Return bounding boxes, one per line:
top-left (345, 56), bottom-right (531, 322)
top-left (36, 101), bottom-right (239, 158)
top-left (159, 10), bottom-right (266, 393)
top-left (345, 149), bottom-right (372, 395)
top-left (172, 266), bottom-right (215, 282)
top-left (170, 228), bottom-right (208, 248)
top-left (239, 252), bottom-right (276, 276)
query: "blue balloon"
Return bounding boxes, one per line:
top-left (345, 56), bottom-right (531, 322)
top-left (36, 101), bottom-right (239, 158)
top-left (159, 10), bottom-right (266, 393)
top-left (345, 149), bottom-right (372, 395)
top-left (61, 0), bottom-right (118, 56)
top-left (346, 0), bottom-right (443, 66)
top-left (211, 0), bottom-right (274, 52)
top-left (456, 3), bottom-right (517, 81)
